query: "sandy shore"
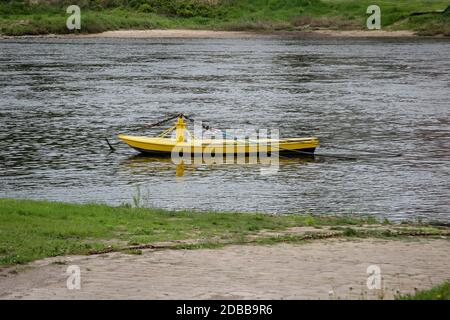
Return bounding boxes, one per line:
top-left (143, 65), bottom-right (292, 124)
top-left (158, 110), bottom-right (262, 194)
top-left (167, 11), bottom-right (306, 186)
top-left (311, 29), bottom-right (416, 37)
top-left (0, 29), bottom-right (420, 39)
top-left (1, 238), bottom-right (449, 300)
top-left (81, 29), bottom-right (256, 38)
top-left (79, 29), bottom-right (417, 38)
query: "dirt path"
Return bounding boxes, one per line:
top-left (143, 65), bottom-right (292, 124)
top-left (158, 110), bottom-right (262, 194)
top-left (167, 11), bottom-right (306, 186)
top-left (1, 239), bottom-right (449, 300)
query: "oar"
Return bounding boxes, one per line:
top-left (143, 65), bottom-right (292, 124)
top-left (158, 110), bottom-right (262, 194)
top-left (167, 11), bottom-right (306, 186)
top-left (105, 137), bottom-right (116, 152)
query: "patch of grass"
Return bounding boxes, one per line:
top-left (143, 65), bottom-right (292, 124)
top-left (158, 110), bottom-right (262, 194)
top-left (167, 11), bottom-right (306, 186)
top-left (396, 282), bottom-right (450, 300)
top-left (0, 198), bottom-right (377, 265)
top-left (342, 227), bottom-right (358, 237)
top-left (0, 1), bottom-right (449, 35)
top-left (250, 232), bottom-right (329, 245)
top-left (173, 242), bottom-right (226, 250)
top-left (121, 249), bottom-right (143, 255)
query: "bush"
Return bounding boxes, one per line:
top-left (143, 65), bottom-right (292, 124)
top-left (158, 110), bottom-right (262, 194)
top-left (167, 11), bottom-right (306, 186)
top-left (128, 0), bottom-right (147, 9)
top-left (147, 0), bottom-right (213, 18)
top-left (139, 3), bottom-right (153, 13)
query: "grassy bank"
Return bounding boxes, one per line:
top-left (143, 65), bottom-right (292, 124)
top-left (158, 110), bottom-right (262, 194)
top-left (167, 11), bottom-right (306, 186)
top-left (0, 0), bottom-right (449, 36)
top-left (397, 281), bottom-right (450, 300)
top-left (0, 198), bottom-right (373, 265)
top-left (0, 198), bottom-right (449, 266)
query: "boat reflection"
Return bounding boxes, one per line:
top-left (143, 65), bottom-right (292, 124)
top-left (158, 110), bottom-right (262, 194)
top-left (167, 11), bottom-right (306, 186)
top-left (119, 153), bottom-right (317, 177)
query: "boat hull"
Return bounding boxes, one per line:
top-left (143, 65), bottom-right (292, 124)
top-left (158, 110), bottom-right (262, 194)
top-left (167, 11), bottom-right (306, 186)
top-left (118, 134), bottom-right (319, 157)
top-left (131, 146), bottom-right (316, 156)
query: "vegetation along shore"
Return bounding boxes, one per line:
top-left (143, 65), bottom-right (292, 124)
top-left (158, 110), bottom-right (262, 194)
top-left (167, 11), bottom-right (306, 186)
top-left (0, 198), bottom-right (449, 299)
top-left (0, 0), bottom-right (449, 37)
top-left (1, 198), bottom-right (449, 266)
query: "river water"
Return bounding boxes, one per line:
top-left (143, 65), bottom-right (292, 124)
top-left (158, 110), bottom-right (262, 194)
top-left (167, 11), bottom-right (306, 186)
top-left (0, 36), bottom-right (449, 222)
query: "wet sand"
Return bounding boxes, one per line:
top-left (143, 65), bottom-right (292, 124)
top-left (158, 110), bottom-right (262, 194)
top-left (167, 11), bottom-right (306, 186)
top-left (1, 239), bottom-right (449, 300)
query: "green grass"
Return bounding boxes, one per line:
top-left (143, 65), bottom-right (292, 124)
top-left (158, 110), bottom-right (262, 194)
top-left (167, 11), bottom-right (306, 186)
top-left (396, 282), bottom-right (450, 300)
top-left (0, 198), bottom-right (377, 266)
top-left (0, 0), bottom-right (449, 36)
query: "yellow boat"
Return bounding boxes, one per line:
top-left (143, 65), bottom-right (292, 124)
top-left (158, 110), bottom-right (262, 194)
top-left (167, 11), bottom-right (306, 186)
top-left (118, 116), bottom-right (318, 156)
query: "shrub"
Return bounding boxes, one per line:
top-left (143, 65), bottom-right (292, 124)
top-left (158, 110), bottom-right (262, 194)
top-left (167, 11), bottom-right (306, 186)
top-left (139, 3), bottom-right (153, 13)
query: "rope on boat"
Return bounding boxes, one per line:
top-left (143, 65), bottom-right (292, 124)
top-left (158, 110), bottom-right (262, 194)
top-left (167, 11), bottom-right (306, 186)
top-left (180, 113), bottom-right (211, 131)
top-left (105, 113), bottom-right (181, 151)
top-left (142, 113), bottom-right (182, 129)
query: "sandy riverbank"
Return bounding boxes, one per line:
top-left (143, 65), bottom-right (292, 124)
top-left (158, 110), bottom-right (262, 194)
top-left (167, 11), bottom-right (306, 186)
top-left (0, 29), bottom-right (420, 39)
top-left (311, 29), bottom-right (416, 37)
top-left (79, 29), bottom-right (418, 38)
top-left (1, 238), bottom-right (449, 300)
